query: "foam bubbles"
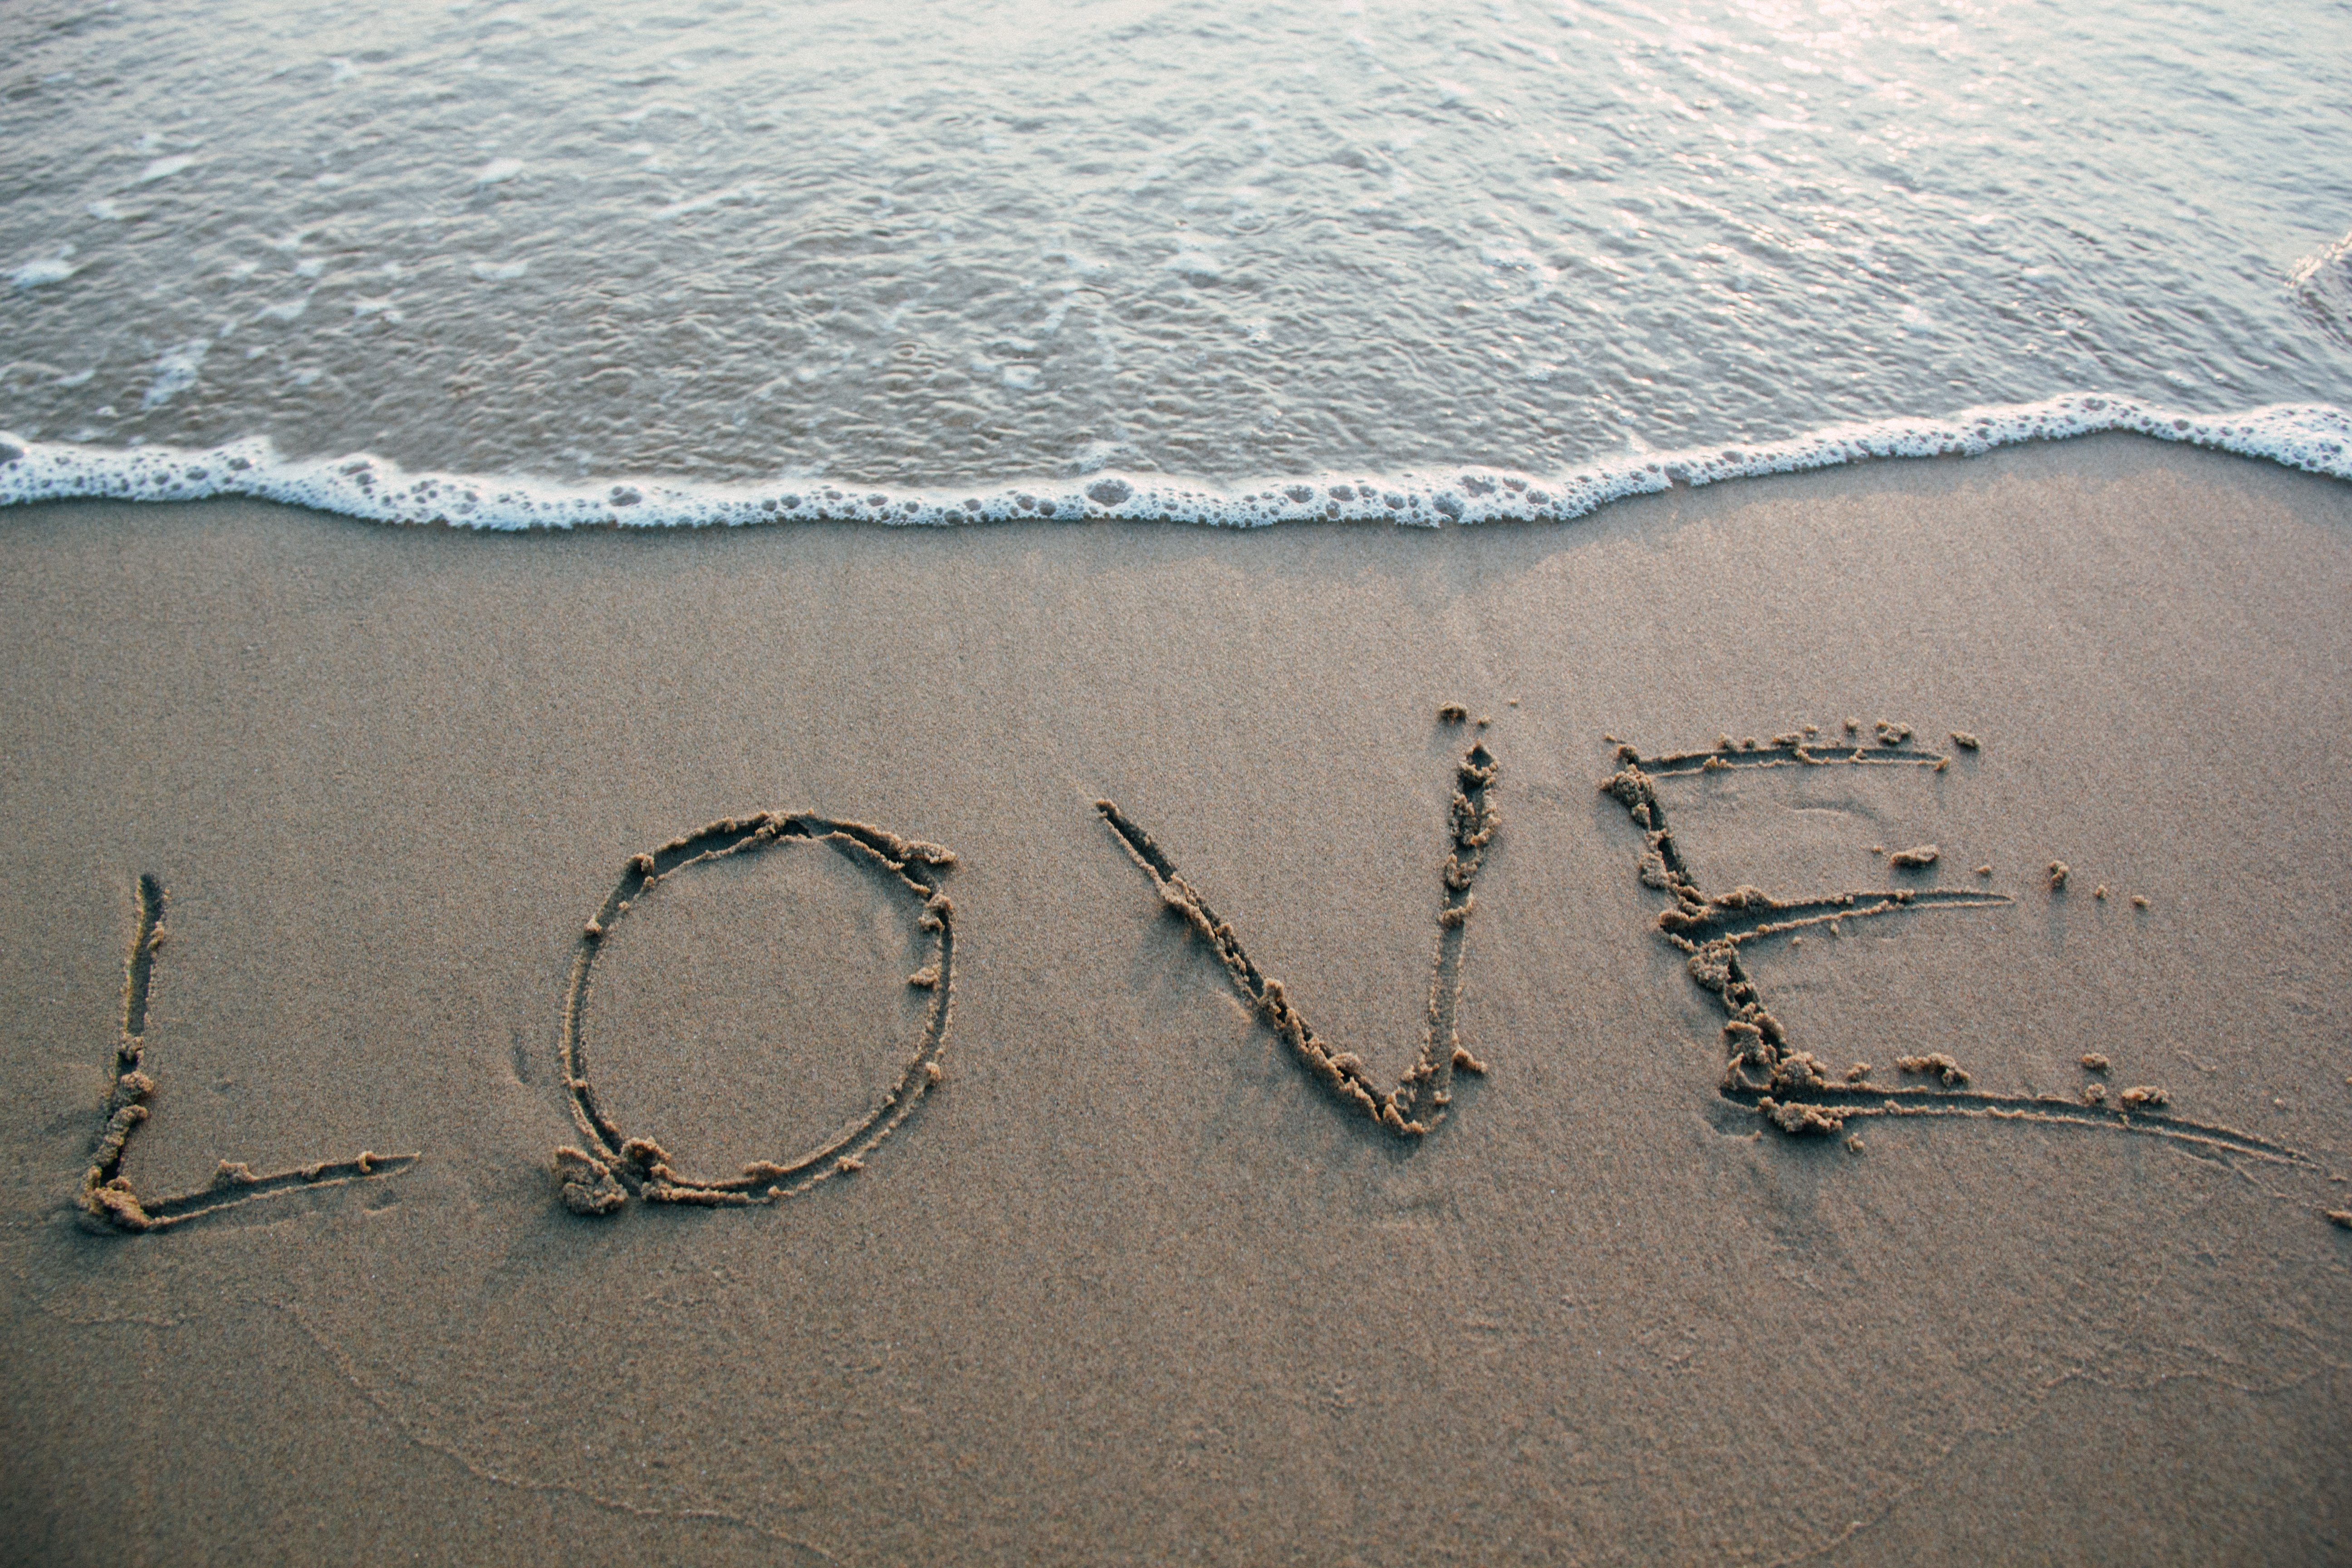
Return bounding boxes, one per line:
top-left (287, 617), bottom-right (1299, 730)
top-left (139, 341), bottom-right (209, 410)
top-left (10, 253), bottom-right (79, 289)
top-left (0, 396), bottom-right (2344, 530)
top-left (658, 186), bottom-right (755, 218)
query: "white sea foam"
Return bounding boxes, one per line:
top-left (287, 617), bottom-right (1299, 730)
top-left (1, 396), bottom-right (2344, 531)
top-left (137, 341), bottom-right (209, 411)
top-left (657, 186), bottom-right (755, 218)
top-left (10, 252), bottom-right (78, 289)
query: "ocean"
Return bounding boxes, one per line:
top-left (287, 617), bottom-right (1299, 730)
top-left (3, 0), bottom-right (2348, 526)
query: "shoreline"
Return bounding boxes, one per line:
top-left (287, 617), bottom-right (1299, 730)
top-left (3, 432), bottom-right (2348, 1564)
top-left (4, 393), bottom-right (2348, 529)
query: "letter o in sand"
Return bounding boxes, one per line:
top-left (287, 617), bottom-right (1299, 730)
top-left (552, 813), bottom-right (956, 1215)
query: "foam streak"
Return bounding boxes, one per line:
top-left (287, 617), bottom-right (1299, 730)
top-left (3, 396), bottom-right (2343, 530)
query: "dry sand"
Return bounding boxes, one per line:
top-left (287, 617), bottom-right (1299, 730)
top-left (2, 433), bottom-right (2347, 1564)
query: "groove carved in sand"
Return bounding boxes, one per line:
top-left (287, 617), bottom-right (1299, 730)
top-left (1599, 734), bottom-right (2307, 1165)
top-left (79, 875), bottom-right (419, 1232)
top-left (1097, 741), bottom-right (1499, 1138)
top-left (553, 813), bottom-right (957, 1215)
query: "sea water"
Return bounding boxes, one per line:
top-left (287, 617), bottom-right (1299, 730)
top-left (2, 0), bottom-right (2347, 526)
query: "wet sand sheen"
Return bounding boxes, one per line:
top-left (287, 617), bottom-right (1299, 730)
top-left (2, 434), bottom-right (2349, 1564)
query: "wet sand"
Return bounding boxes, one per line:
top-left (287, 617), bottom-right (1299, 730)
top-left (2, 433), bottom-right (2348, 1564)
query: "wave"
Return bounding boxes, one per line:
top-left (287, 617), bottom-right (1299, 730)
top-left (2, 396), bottom-right (2345, 530)
top-left (2290, 230), bottom-right (2352, 347)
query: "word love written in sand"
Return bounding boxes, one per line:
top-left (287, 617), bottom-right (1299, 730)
top-left (75, 721), bottom-right (2320, 1235)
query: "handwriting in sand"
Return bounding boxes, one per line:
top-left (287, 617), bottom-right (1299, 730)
top-left (74, 712), bottom-right (2322, 1235)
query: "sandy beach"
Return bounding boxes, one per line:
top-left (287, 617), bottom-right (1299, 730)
top-left (3, 433), bottom-right (2348, 1564)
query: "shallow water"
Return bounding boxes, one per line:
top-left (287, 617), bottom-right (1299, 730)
top-left (2, 0), bottom-right (2348, 520)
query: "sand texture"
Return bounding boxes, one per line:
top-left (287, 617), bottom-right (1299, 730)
top-left (2, 434), bottom-right (2348, 1564)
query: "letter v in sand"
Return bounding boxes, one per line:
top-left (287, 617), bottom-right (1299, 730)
top-left (1096, 740), bottom-right (1499, 1138)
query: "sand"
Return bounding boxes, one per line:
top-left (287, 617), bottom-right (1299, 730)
top-left (2, 433), bottom-right (2347, 1564)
